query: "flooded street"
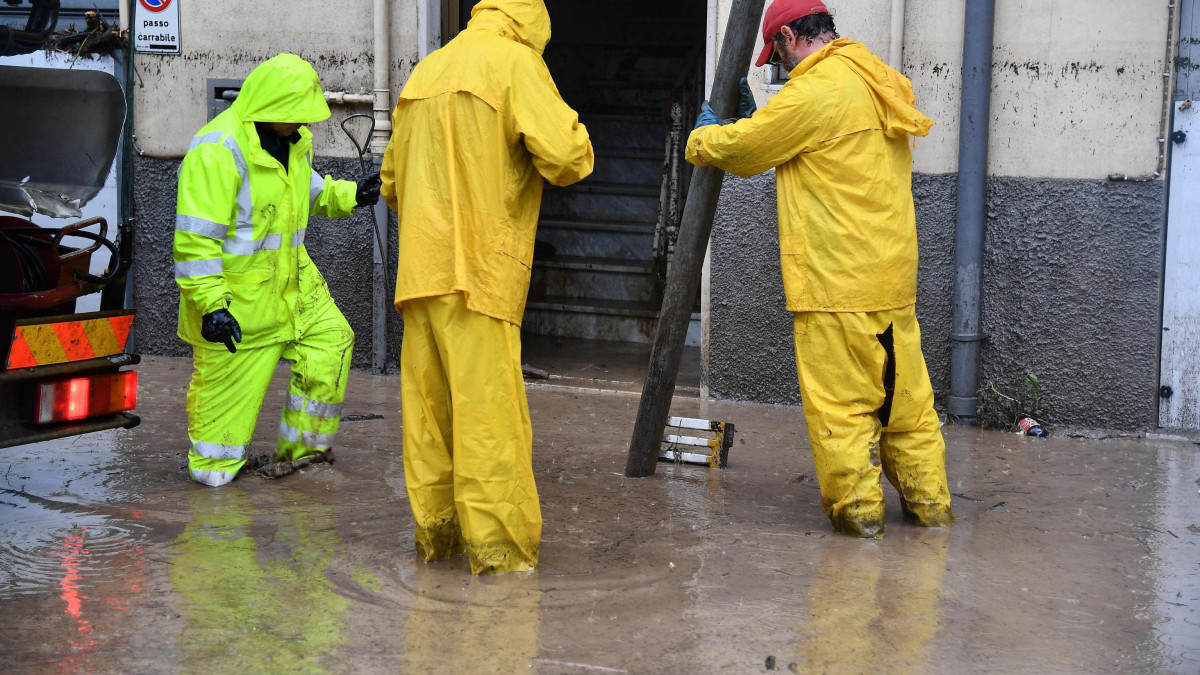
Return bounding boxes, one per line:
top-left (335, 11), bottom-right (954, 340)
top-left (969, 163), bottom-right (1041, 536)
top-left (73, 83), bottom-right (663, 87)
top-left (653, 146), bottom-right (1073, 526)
top-left (1, 355), bottom-right (1198, 673)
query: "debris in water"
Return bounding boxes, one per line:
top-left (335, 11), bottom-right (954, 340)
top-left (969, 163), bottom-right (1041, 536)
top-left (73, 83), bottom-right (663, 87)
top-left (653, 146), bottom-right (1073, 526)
top-left (257, 449), bottom-right (334, 479)
top-left (987, 501), bottom-right (1007, 511)
top-left (522, 364), bottom-right (550, 380)
top-left (765, 655), bottom-right (776, 670)
top-left (340, 413), bottom-right (384, 422)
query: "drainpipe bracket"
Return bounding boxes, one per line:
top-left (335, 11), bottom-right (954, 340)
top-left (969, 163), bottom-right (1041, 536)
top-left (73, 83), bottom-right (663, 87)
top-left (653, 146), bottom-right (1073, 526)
top-left (950, 332), bottom-right (987, 343)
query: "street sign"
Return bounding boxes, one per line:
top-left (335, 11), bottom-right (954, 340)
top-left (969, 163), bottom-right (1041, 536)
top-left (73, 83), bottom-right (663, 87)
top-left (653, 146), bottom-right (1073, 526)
top-left (134, 0), bottom-right (180, 54)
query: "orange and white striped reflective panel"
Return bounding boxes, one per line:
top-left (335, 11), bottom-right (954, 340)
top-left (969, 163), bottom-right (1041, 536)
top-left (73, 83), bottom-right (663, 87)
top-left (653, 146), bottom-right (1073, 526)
top-left (7, 312), bottom-right (134, 369)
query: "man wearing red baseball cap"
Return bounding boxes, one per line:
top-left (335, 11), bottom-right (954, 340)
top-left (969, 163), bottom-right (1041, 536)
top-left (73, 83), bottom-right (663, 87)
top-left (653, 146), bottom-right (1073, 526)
top-left (686, 1), bottom-right (954, 538)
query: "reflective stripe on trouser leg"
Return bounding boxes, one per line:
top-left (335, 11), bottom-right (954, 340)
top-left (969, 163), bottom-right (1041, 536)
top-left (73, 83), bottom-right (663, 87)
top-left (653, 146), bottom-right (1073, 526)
top-left (276, 297), bottom-right (354, 462)
top-left (793, 311), bottom-right (888, 536)
top-left (401, 293), bottom-right (541, 574)
top-left (875, 306), bottom-right (954, 527)
top-left (400, 301), bottom-right (463, 562)
top-left (186, 341), bottom-right (285, 487)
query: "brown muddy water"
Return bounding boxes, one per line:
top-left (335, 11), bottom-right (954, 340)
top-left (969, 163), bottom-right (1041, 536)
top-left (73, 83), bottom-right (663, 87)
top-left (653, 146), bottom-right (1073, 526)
top-left (0, 355), bottom-right (1197, 673)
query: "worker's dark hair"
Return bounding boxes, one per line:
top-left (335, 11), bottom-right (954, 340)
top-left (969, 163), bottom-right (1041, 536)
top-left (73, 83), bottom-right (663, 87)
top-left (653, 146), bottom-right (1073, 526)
top-left (774, 12), bottom-right (838, 46)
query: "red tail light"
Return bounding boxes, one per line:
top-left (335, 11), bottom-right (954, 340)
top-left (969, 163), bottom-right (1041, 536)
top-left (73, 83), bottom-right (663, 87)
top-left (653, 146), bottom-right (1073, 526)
top-left (36, 371), bottom-right (138, 424)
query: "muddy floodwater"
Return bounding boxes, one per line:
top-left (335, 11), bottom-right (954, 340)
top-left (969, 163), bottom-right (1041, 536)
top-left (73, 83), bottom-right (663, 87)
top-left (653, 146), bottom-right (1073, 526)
top-left (1, 355), bottom-right (1198, 673)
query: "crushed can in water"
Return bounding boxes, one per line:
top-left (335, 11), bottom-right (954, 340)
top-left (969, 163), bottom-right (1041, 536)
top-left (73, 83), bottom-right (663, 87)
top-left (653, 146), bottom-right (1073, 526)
top-left (1015, 417), bottom-right (1047, 438)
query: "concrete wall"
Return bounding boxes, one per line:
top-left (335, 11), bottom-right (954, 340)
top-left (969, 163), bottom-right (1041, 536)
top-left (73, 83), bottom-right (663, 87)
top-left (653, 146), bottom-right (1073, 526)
top-left (731, 0), bottom-right (1172, 178)
top-left (708, 173), bottom-right (1166, 429)
top-left (133, 0), bottom-right (420, 159)
top-left (705, 1), bottom-right (1174, 429)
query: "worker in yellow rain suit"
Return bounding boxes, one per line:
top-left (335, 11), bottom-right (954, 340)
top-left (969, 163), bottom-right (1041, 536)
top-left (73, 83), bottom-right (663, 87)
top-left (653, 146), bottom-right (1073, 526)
top-left (174, 53), bottom-right (381, 487)
top-left (381, 0), bottom-right (593, 574)
top-left (687, 1), bottom-right (953, 537)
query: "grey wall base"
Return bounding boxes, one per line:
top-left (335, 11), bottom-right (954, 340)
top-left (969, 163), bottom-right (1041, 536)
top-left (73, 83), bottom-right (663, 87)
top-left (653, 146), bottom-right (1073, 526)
top-left (708, 172), bottom-right (1166, 431)
top-left (132, 156), bottom-right (403, 374)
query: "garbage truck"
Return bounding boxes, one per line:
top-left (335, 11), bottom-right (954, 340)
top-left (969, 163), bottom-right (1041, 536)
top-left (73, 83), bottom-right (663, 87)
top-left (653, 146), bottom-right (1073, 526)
top-left (0, 62), bottom-right (139, 448)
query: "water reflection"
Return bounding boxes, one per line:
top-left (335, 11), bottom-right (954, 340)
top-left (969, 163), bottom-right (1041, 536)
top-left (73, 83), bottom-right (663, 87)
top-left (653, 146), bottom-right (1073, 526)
top-left (1144, 445), bottom-right (1200, 670)
top-left (399, 563), bottom-right (541, 671)
top-left (793, 531), bottom-right (950, 672)
top-left (169, 487), bottom-right (350, 673)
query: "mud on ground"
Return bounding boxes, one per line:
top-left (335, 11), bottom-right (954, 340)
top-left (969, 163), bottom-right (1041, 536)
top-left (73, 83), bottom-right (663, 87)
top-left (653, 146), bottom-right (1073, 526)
top-left (0, 355), bottom-right (1197, 673)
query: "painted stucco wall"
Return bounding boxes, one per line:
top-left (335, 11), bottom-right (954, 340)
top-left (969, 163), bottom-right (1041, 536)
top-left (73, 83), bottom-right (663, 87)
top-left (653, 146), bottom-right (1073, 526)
top-left (132, 0), bottom-right (420, 159)
top-left (132, 157), bottom-right (403, 373)
top-left (728, 0), bottom-right (1171, 179)
top-left (707, 172), bottom-right (1167, 430)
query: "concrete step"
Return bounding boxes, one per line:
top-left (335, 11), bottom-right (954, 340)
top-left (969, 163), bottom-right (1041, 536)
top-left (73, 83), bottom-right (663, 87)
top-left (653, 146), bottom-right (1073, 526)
top-left (589, 146), bottom-right (663, 185)
top-left (578, 113), bottom-right (666, 150)
top-left (541, 180), bottom-right (660, 222)
top-left (537, 216), bottom-right (655, 260)
top-left (530, 256), bottom-right (659, 303)
top-left (523, 296), bottom-right (701, 346)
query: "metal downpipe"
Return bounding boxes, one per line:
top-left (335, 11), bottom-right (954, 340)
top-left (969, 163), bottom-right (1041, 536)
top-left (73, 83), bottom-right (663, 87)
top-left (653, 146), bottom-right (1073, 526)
top-left (889, 0), bottom-right (905, 70)
top-left (948, 0), bottom-right (996, 422)
top-left (370, 0), bottom-right (392, 374)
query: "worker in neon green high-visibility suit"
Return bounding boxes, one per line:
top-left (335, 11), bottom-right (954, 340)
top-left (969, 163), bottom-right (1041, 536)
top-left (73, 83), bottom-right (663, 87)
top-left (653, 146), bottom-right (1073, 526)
top-left (687, 2), bottom-right (953, 537)
top-left (381, 0), bottom-right (593, 573)
top-left (173, 53), bottom-right (381, 487)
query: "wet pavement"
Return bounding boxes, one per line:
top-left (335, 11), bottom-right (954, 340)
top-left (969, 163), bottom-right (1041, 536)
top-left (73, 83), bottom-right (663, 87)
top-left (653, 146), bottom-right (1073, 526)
top-left (1, 354), bottom-right (1198, 673)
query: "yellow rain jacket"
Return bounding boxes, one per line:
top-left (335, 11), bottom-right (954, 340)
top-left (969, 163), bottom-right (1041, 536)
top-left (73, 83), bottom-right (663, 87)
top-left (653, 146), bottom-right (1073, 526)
top-left (686, 39), bottom-right (932, 312)
top-left (380, 0), bottom-right (594, 325)
top-left (174, 53), bottom-right (359, 348)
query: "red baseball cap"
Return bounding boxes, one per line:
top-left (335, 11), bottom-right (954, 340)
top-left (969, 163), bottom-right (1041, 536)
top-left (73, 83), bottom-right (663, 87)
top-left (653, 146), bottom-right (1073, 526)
top-left (754, 0), bottom-right (830, 67)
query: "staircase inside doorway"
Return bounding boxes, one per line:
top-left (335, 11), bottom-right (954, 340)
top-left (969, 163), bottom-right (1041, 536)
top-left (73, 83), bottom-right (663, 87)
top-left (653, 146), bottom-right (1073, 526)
top-left (524, 0), bottom-right (707, 346)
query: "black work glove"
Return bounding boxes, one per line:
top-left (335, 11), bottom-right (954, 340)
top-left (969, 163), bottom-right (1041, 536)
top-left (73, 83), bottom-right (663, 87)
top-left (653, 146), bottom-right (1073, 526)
top-left (201, 309), bottom-right (242, 354)
top-left (737, 77), bottom-right (758, 119)
top-left (355, 172), bottom-right (381, 207)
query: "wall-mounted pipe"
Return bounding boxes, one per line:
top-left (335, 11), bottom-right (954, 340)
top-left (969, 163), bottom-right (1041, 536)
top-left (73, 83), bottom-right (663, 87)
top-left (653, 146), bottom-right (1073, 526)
top-left (369, 0), bottom-right (392, 374)
top-left (889, 0), bottom-right (905, 70)
top-left (220, 89), bottom-right (374, 106)
top-left (948, 0), bottom-right (996, 422)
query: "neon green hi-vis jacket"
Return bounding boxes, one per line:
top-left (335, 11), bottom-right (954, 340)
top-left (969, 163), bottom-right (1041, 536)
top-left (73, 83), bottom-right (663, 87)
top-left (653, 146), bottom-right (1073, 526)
top-left (381, 0), bottom-right (594, 326)
top-left (686, 39), bottom-right (933, 313)
top-left (173, 53), bottom-right (359, 348)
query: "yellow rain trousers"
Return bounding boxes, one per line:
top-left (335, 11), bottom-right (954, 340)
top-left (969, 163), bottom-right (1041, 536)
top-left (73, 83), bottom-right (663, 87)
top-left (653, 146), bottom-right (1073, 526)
top-left (400, 293), bottom-right (540, 575)
top-left (174, 53), bottom-right (359, 487)
top-left (381, 0), bottom-right (592, 572)
top-left (687, 39), bottom-right (951, 536)
top-left (794, 308), bottom-right (952, 536)
top-left (185, 301), bottom-right (353, 487)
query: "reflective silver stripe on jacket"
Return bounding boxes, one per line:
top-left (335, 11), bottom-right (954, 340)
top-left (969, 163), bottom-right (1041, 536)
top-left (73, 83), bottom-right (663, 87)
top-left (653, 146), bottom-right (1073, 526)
top-left (285, 393), bottom-right (343, 419)
top-left (224, 232), bottom-right (283, 256)
top-left (309, 171), bottom-right (325, 211)
top-left (222, 135), bottom-right (254, 237)
top-left (175, 258), bottom-right (223, 279)
top-left (292, 229), bottom-right (306, 248)
top-left (188, 131), bottom-right (225, 151)
top-left (189, 131), bottom-right (257, 255)
top-left (175, 214), bottom-right (228, 240)
top-left (278, 421), bottom-right (337, 449)
top-left (192, 440), bottom-right (249, 460)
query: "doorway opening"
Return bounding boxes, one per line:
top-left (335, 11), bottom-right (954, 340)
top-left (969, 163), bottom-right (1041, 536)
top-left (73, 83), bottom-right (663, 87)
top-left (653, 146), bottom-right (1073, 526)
top-left (436, 0), bottom-right (708, 391)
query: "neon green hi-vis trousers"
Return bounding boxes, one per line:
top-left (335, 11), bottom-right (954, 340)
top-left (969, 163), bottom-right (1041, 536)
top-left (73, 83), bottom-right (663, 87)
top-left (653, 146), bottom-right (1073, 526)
top-left (186, 303), bottom-right (353, 487)
top-left (793, 304), bottom-right (954, 538)
top-left (400, 292), bottom-right (541, 575)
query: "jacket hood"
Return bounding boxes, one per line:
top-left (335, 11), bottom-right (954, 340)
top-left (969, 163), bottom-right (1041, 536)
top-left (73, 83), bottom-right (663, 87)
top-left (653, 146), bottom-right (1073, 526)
top-left (796, 39), bottom-right (932, 138)
top-left (468, 0), bottom-right (551, 55)
top-left (233, 53), bottom-right (331, 124)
